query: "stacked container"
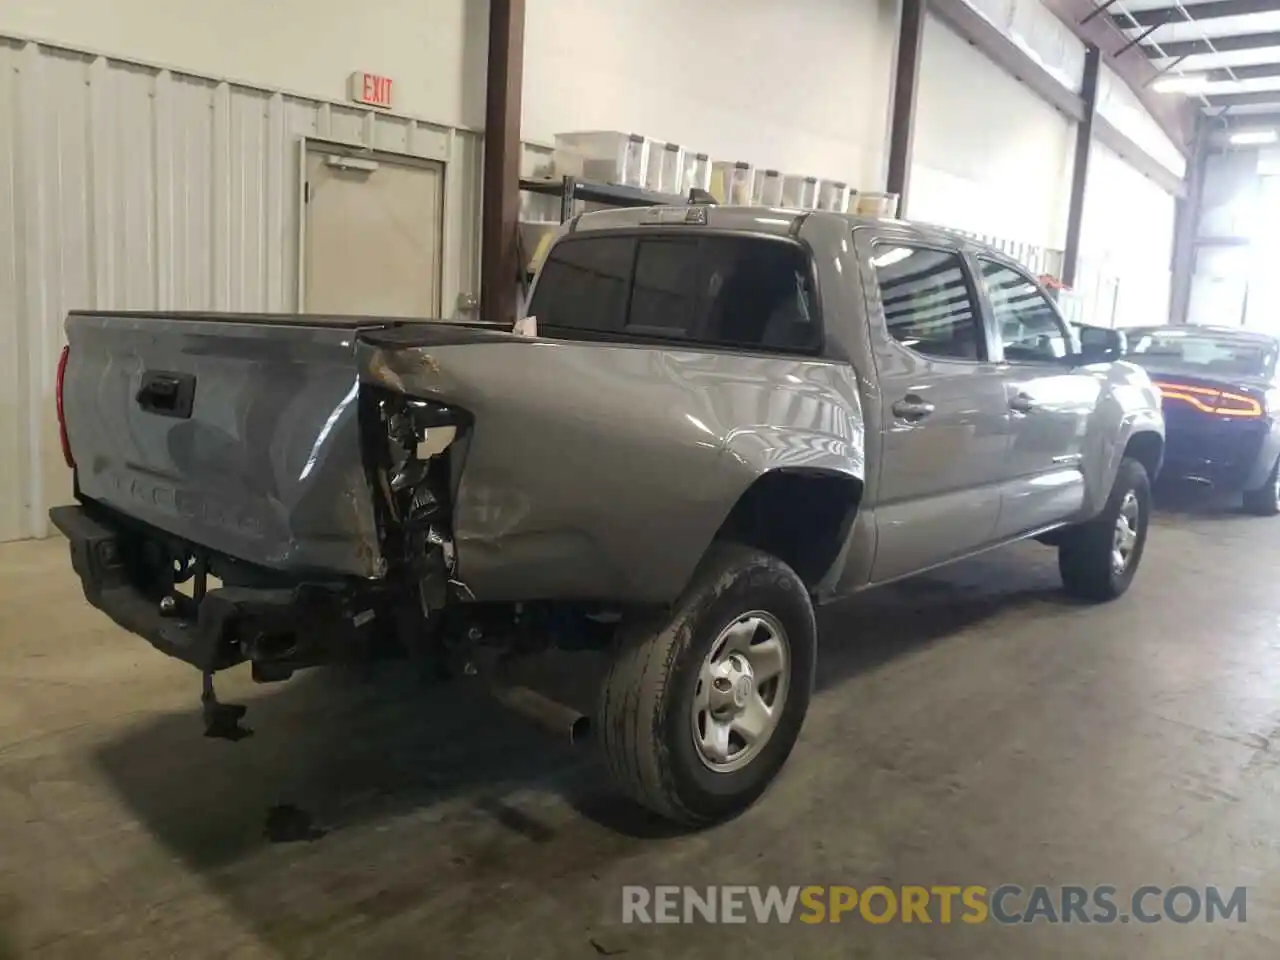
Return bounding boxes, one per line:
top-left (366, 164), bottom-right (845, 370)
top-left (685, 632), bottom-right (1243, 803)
top-left (683, 152), bottom-right (712, 193)
top-left (752, 169), bottom-right (785, 206)
top-left (817, 180), bottom-right (849, 213)
top-left (711, 161), bottom-right (755, 205)
top-left (553, 131), bottom-right (650, 187)
top-left (853, 191), bottom-right (900, 218)
top-left (646, 141), bottom-right (685, 194)
top-left (782, 175), bottom-right (820, 209)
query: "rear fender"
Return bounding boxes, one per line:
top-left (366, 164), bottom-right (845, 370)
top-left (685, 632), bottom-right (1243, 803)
top-left (359, 336), bottom-right (866, 604)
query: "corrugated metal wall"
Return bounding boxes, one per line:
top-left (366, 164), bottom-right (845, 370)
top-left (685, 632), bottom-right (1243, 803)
top-left (0, 34), bottom-right (483, 543)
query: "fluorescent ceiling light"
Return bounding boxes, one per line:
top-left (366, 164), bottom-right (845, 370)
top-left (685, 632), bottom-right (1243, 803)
top-left (1230, 130), bottom-right (1279, 146)
top-left (1152, 75), bottom-right (1209, 94)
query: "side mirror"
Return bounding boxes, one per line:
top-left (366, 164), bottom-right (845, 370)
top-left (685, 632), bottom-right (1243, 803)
top-left (1076, 325), bottom-right (1125, 363)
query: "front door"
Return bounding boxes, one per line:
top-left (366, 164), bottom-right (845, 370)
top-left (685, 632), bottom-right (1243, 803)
top-left (975, 259), bottom-right (1099, 537)
top-left (861, 238), bottom-right (1013, 583)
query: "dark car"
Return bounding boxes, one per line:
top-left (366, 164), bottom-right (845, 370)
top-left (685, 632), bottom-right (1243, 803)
top-left (1125, 325), bottom-right (1280, 514)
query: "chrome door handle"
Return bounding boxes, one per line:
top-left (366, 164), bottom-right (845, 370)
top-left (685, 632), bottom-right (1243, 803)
top-left (1010, 393), bottom-right (1037, 413)
top-left (892, 396), bottom-right (936, 421)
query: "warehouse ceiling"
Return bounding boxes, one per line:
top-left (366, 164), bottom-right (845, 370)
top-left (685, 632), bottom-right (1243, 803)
top-left (1112, 0), bottom-right (1280, 138)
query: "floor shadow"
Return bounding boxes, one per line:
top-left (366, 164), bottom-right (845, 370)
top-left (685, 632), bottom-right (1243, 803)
top-left (87, 542), bottom-right (1064, 952)
top-left (814, 542), bottom-right (1066, 691)
top-left (1152, 478), bottom-right (1248, 518)
top-left (90, 660), bottom-right (601, 872)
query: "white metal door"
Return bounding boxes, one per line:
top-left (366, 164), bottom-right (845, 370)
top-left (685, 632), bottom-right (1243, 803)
top-left (304, 148), bottom-right (444, 317)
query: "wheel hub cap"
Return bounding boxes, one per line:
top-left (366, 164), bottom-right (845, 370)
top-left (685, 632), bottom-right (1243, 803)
top-left (692, 612), bottom-right (791, 773)
top-left (1112, 490), bottom-right (1140, 575)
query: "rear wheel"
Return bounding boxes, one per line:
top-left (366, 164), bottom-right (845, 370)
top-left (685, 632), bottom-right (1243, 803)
top-left (595, 543), bottom-right (816, 825)
top-left (1242, 456), bottom-right (1280, 516)
top-left (1058, 457), bottom-right (1150, 602)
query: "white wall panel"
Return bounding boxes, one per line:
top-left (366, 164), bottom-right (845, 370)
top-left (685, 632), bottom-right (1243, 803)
top-left (911, 14), bottom-right (1075, 249)
top-left (1096, 66), bottom-right (1186, 180)
top-left (1075, 143), bottom-right (1176, 328)
top-left (522, 0), bottom-right (898, 190)
top-left (0, 36), bottom-right (482, 542)
top-left (0, 0), bottom-right (488, 130)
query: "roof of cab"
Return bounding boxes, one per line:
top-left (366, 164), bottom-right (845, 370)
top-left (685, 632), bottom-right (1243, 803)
top-left (568, 204), bottom-right (1013, 260)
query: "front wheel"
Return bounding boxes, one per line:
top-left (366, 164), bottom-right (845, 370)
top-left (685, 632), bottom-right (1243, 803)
top-left (1058, 457), bottom-right (1151, 602)
top-left (595, 543), bottom-right (816, 825)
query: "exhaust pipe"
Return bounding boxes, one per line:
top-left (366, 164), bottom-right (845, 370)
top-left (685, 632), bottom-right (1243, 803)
top-left (491, 684), bottom-right (591, 746)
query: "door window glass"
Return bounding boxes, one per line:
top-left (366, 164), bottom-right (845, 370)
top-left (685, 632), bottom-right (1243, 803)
top-left (872, 245), bottom-right (984, 361)
top-left (979, 260), bottom-right (1068, 362)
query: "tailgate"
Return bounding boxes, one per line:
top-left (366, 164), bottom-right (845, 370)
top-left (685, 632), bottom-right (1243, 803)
top-left (63, 311), bottom-right (389, 577)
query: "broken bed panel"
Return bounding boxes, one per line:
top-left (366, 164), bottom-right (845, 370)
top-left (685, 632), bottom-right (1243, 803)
top-left (358, 328), bottom-right (865, 605)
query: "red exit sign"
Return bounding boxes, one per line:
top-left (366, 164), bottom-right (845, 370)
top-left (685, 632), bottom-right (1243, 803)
top-left (348, 71), bottom-right (394, 109)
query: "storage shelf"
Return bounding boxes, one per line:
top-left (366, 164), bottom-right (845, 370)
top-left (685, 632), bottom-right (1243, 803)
top-left (519, 175), bottom-right (685, 223)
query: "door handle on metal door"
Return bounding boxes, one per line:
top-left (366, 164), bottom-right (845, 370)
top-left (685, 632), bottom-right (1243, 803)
top-left (892, 395), bottom-right (935, 422)
top-left (1009, 392), bottom-right (1038, 414)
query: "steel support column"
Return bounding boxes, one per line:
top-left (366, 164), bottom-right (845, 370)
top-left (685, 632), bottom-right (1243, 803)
top-left (887, 0), bottom-right (926, 211)
top-left (1062, 45), bottom-right (1100, 289)
top-left (480, 0), bottom-right (526, 324)
top-left (1169, 118), bottom-right (1208, 325)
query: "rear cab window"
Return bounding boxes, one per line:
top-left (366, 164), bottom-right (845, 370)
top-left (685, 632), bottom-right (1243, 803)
top-left (528, 232), bottom-right (822, 354)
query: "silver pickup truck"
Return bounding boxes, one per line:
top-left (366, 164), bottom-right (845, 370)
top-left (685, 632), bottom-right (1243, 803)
top-left (51, 205), bottom-right (1164, 824)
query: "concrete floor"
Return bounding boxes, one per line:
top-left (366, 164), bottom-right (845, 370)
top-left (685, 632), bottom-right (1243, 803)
top-left (2, 496), bottom-right (1279, 958)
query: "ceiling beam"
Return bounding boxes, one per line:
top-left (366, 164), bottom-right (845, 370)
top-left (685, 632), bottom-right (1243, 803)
top-left (1146, 30), bottom-right (1280, 57)
top-left (1205, 89), bottom-right (1280, 106)
top-left (1040, 0), bottom-right (1196, 151)
top-left (928, 0), bottom-right (1084, 121)
top-left (1205, 61), bottom-right (1280, 80)
top-left (1114, 0), bottom-right (1280, 29)
top-left (1218, 109), bottom-right (1280, 125)
top-left (931, 0), bottom-right (1187, 193)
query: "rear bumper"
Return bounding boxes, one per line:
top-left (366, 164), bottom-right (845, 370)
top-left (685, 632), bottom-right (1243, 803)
top-left (49, 504), bottom-right (369, 674)
top-left (1160, 419), bottom-right (1278, 491)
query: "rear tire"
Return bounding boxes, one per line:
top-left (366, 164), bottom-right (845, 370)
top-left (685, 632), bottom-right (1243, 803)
top-left (595, 543), bottom-right (816, 825)
top-left (1242, 457), bottom-right (1280, 516)
top-left (1058, 457), bottom-right (1150, 602)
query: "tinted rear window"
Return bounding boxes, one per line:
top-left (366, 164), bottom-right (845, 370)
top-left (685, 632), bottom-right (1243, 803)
top-left (527, 236), bottom-right (634, 333)
top-left (528, 233), bottom-right (820, 353)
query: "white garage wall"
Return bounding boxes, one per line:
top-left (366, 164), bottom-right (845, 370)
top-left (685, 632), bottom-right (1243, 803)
top-left (521, 0), bottom-right (899, 190)
top-left (0, 36), bottom-right (483, 543)
top-left (0, 0), bottom-right (489, 130)
top-left (909, 14), bottom-right (1076, 250)
top-left (1074, 143), bottom-right (1176, 328)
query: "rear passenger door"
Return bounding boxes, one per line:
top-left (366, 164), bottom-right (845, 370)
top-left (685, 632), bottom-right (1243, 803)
top-left (859, 234), bottom-right (1013, 583)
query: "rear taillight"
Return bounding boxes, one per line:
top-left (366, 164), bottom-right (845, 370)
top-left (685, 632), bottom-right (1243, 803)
top-left (1152, 380), bottom-right (1264, 418)
top-left (56, 344), bottom-right (74, 468)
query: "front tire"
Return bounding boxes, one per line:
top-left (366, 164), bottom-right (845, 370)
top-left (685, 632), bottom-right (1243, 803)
top-left (595, 543), bottom-right (816, 825)
top-left (1242, 456), bottom-right (1280, 516)
top-left (1058, 457), bottom-right (1150, 602)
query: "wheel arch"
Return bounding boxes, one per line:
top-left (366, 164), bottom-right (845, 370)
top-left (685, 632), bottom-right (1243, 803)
top-left (1123, 430), bottom-right (1164, 484)
top-left (707, 468), bottom-right (863, 592)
